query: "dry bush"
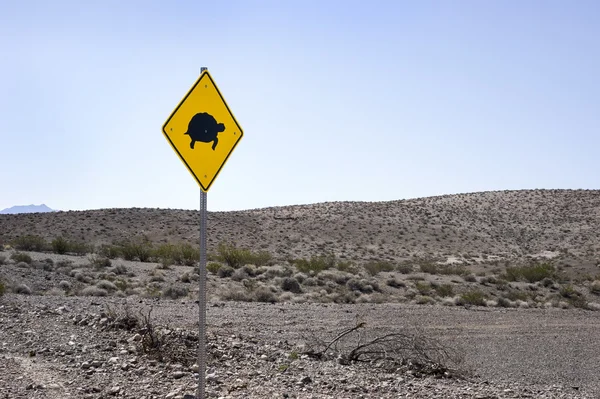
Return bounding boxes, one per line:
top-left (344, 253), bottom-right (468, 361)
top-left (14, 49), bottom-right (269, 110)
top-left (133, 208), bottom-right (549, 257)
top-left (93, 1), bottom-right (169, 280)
top-left (15, 284), bottom-right (32, 295)
top-left (386, 278), bottom-right (406, 288)
top-left (217, 265), bottom-right (235, 278)
top-left (252, 286), bottom-right (278, 303)
top-left (162, 285), bottom-right (189, 300)
top-left (302, 319), bottom-right (465, 377)
top-left (281, 277), bottom-right (302, 293)
top-left (12, 235), bottom-right (48, 252)
top-left (96, 280), bottom-right (117, 292)
top-left (11, 252), bottom-right (32, 264)
top-left (104, 306), bottom-right (197, 365)
top-left (363, 260), bottom-right (395, 276)
top-left (80, 286), bottom-right (109, 297)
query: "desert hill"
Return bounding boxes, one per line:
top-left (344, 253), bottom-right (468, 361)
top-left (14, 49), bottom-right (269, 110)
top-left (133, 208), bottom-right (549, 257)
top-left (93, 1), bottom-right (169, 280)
top-left (1, 189), bottom-right (599, 270)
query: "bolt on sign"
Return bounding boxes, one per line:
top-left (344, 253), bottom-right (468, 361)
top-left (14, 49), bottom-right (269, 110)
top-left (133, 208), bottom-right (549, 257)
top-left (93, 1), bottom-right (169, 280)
top-left (162, 70), bottom-right (243, 191)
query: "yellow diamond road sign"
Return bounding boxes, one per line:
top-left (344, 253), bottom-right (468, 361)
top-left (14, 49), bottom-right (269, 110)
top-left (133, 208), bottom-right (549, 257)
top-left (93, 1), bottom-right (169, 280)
top-left (162, 70), bottom-right (243, 192)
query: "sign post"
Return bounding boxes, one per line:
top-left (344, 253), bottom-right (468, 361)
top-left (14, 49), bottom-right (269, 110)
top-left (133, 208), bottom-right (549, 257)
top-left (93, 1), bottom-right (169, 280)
top-left (162, 66), bottom-right (243, 398)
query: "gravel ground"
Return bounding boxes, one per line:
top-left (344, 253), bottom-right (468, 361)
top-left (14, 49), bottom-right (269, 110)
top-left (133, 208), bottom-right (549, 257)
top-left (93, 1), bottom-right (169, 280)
top-left (1, 294), bottom-right (598, 398)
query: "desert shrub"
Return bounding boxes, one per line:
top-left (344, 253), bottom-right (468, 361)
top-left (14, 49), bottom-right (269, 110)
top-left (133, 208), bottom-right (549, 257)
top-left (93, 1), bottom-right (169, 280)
top-left (318, 270), bottom-right (350, 285)
top-left (396, 263), bottom-right (413, 274)
top-left (294, 254), bottom-right (335, 274)
top-left (231, 268), bottom-right (250, 282)
top-left (496, 297), bottom-right (514, 308)
top-left (335, 260), bottom-right (356, 273)
top-left (364, 261), bottom-right (395, 276)
top-left (217, 265), bottom-right (235, 278)
top-left (58, 280), bottom-right (72, 291)
top-left (434, 284), bottom-right (454, 298)
top-left (179, 243), bottom-right (200, 266)
top-left (89, 254), bottom-right (112, 269)
top-left (294, 273), bottom-right (307, 284)
top-left (502, 290), bottom-right (529, 302)
top-left (250, 250), bottom-right (273, 267)
top-left (416, 295), bottom-right (435, 305)
top-left (96, 280), bottom-right (118, 291)
top-left (463, 274), bottom-right (477, 282)
top-left (119, 242), bottom-right (138, 261)
top-left (281, 277), bottom-right (302, 294)
top-left (0, 255), bottom-right (5, 265)
top-left (207, 262), bottom-right (222, 274)
top-left (15, 284), bottom-right (32, 295)
top-left (0, 280), bottom-right (5, 296)
top-left (460, 290), bottom-right (487, 306)
top-left (12, 235), bottom-right (47, 252)
top-left (51, 237), bottom-right (70, 254)
top-left (541, 277), bottom-right (555, 288)
top-left (504, 263), bottom-right (555, 283)
top-left (386, 278), bottom-right (406, 288)
top-left (422, 262), bottom-right (468, 276)
top-left (152, 243), bottom-right (177, 266)
top-left (589, 281), bottom-right (600, 295)
top-left (81, 286), bottom-right (109, 296)
top-left (16, 261), bottom-right (30, 269)
top-left (71, 241), bottom-right (93, 256)
top-left (109, 264), bottom-right (128, 275)
top-left (479, 276), bottom-right (497, 285)
top-left (560, 285), bottom-right (587, 309)
top-left (216, 242), bottom-right (270, 268)
top-left (347, 278), bottom-right (373, 294)
top-left (419, 262), bottom-right (438, 274)
top-left (221, 288), bottom-right (251, 302)
top-left (149, 271), bottom-right (166, 282)
top-left (162, 285), bottom-right (189, 300)
top-left (11, 252), bottom-right (32, 264)
top-left (98, 244), bottom-right (121, 259)
top-left (36, 259), bottom-right (54, 271)
top-left (217, 242), bottom-right (249, 268)
top-left (442, 265), bottom-right (469, 276)
top-left (414, 281), bottom-right (432, 295)
top-left (253, 286), bottom-right (278, 303)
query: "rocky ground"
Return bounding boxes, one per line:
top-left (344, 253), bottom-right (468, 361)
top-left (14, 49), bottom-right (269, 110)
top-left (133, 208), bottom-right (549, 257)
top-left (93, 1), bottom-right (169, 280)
top-left (1, 189), bottom-right (600, 398)
top-left (1, 294), bottom-right (599, 398)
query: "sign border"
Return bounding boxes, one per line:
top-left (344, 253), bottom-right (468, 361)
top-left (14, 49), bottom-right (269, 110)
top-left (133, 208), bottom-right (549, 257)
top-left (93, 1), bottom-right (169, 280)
top-left (162, 70), bottom-right (244, 192)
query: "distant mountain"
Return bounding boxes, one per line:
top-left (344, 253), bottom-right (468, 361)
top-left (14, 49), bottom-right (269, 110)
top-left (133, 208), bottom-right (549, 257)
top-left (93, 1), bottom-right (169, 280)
top-left (0, 204), bottom-right (54, 214)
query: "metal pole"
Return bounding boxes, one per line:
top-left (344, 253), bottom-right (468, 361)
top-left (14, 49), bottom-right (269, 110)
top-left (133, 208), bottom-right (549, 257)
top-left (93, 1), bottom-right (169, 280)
top-left (197, 66), bottom-right (208, 399)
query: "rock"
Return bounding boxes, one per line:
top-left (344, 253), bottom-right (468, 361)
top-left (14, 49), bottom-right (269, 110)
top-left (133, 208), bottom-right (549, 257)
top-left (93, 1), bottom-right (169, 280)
top-left (172, 370), bottom-right (185, 379)
top-left (299, 376), bottom-right (312, 385)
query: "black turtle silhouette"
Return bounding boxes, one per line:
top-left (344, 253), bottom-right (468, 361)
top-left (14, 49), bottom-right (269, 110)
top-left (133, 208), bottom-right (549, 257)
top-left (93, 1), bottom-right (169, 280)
top-left (184, 112), bottom-right (225, 150)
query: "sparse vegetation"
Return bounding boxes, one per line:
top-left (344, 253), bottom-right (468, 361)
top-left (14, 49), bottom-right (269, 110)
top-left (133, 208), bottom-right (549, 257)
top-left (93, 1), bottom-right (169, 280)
top-left (281, 277), bottom-right (302, 293)
top-left (11, 252), bottom-right (32, 264)
top-left (460, 289), bottom-right (487, 306)
top-left (434, 283), bottom-right (455, 297)
top-left (216, 242), bottom-right (272, 268)
top-left (15, 284), bottom-right (32, 295)
top-left (12, 235), bottom-right (48, 252)
top-left (51, 236), bottom-right (70, 254)
top-left (207, 262), bottom-right (222, 274)
top-left (504, 263), bottom-right (555, 283)
top-left (162, 285), bottom-right (189, 300)
top-left (364, 260), bottom-right (394, 276)
top-left (293, 253), bottom-right (336, 274)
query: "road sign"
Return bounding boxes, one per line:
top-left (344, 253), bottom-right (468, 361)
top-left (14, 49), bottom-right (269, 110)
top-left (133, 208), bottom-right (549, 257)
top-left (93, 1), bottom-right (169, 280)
top-left (162, 70), bottom-right (243, 191)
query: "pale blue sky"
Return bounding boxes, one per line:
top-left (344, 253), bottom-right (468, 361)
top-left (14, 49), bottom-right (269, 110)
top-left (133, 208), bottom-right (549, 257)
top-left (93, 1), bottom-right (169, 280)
top-left (1, 0), bottom-right (598, 211)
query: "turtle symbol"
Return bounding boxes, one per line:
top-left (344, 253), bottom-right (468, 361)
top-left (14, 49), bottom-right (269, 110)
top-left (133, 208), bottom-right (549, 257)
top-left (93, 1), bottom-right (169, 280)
top-left (184, 112), bottom-right (225, 151)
